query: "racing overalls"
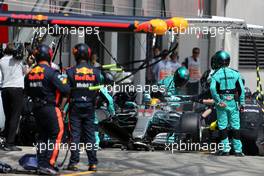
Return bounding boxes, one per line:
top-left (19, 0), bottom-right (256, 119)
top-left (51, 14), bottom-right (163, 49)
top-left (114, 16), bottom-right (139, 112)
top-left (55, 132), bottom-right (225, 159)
top-left (24, 63), bottom-right (70, 168)
top-left (158, 75), bottom-right (177, 96)
top-left (66, 62), bottom-right (101, 166)
top-left (210, 67), bottom-right (245, 153)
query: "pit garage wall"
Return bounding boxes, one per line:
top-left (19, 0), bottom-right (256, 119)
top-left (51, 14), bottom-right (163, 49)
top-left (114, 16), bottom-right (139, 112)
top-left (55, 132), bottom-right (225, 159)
top-left (167, 0), bottom-right (211, 76)
top-left (178, 34), bottom-right (209, 74)
top-left (224, 0), bottom-right (264, 91)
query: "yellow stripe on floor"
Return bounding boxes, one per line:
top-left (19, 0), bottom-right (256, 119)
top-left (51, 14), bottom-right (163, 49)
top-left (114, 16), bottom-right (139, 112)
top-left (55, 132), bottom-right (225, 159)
top-left (61, 171), bottom-right (95, 176)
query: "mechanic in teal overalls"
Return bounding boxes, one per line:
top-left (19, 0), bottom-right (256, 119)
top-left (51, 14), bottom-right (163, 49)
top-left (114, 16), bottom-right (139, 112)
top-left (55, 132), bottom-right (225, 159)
top-left (210, 50), bottom-right (245, 156)
top-left (156, 66), bottom-right (190, 143)
top-left (158, 66), bottom-right (190, 96)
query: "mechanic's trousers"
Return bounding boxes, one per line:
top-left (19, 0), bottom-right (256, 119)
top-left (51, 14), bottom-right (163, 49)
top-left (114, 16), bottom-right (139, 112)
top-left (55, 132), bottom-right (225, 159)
top-left (216, 98), bottom-right (242, 153)
top-left (2, 88), bottom-right (24, 145)
top-left (34, 105), bottom-right (64, 168)
top-left (69, 104), bottom-right (98, 165)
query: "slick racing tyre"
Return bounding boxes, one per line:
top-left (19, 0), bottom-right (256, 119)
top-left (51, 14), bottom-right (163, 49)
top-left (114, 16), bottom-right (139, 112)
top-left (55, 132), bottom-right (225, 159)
top-left (180, 112), bottom-right (201, 143)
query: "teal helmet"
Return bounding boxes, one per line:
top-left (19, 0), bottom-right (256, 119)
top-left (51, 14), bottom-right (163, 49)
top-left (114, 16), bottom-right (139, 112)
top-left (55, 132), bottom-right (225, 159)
top-left (211, 50), bottom-right (230, 69)
top-left (174, 66), bottom-right (190, 87)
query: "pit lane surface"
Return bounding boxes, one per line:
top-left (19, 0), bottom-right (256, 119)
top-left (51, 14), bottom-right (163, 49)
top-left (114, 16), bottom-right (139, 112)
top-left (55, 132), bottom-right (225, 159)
top-left (0, 147), bottom-right (263, 176)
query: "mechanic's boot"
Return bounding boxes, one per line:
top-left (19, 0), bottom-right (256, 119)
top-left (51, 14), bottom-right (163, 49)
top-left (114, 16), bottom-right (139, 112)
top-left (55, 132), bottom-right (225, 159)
top-left (0, 137), bottom-right (5, 150)
top-left (0, 144), bottom-right (4, 150)
top-left (3, 144), bottom-right (22, 151)
top-left (234, 152), bottom-right (245, 157)
top-left (67, 164), bottom-right (79, 171)
top-left (38, 166), bottom-right (57, 175)
top-left (215, 150), bottom-right (229, 156)
top-left (88, 164), bottom-right (97, 172)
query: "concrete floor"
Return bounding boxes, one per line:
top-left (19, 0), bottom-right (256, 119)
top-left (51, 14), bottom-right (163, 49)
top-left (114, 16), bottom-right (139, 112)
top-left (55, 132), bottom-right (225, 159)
top-left (1, 147), bottom-right (264, 176)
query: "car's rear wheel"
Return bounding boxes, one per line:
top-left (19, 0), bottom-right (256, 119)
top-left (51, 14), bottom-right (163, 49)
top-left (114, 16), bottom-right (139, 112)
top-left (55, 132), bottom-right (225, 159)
top-left (180, 112), bottom-right (201, 143)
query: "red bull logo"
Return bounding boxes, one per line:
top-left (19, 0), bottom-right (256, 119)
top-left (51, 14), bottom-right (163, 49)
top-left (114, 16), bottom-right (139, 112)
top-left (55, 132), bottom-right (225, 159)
top-left (76, 67), bottom-right (93, 74)
top-left (11, 14), bottom-right (48, 21)
top-left (11, 14), bottom-right (32, 20)
top-left (30, 66), bottom-right (45, 74)
top-left (29, 74), bottom-right (44, 80)
top-left (75, 74), bottom-right (95, 81)
top-left (32, 15), bottom-right (48, 21)
top-left (28, 66), bottom-right (45, 80)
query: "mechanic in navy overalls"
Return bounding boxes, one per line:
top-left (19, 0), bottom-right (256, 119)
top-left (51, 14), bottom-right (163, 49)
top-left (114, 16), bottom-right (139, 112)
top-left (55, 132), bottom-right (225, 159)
top-left (66, 43), bottom-right (101, 172)
top-left (24, 44), bottom-right (70, 175)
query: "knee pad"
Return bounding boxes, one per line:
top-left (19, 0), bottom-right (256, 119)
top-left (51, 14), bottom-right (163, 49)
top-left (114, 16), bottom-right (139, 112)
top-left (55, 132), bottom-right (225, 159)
top-left (219, 128), bottom-right (228, 140)
top-left (231, 129), bottom-right (240, 139)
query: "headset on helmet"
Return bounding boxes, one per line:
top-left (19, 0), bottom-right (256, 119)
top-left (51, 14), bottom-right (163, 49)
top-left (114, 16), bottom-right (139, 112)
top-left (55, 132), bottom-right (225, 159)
top-left (173, 66), bottom-right (190, 88)
top-left (72, 43), bottom-right (91, 62)
top-left (33, 44), bottom-right (53, 64)
top-left (211, 50), bottom-right (230, 69)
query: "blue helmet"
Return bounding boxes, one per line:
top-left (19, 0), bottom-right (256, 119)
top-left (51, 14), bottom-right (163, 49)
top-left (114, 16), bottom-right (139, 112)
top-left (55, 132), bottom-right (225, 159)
top-left (72, 43), bottom-right (91, 62)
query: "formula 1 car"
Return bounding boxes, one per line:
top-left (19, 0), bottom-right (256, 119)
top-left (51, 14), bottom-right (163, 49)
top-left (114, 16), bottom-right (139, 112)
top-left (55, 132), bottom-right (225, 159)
top-left (98, 92), bottom-right (201, 151)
